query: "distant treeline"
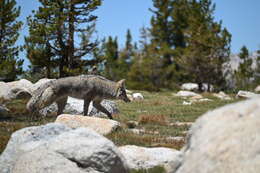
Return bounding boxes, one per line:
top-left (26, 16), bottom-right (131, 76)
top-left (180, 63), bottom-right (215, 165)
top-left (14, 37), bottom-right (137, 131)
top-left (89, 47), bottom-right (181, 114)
top-left (0, 0), bottom-right (259, 91)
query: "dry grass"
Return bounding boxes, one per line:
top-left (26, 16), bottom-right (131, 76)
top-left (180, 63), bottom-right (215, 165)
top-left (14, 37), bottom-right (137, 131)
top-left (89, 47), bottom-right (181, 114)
top-left (107, 130), bottom-right (185, 150)
top-left (138, 114), bottom-right (169, 126)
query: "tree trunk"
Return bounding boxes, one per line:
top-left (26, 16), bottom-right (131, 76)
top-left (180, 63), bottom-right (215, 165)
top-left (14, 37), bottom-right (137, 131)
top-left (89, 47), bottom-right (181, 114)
top-left (68, 2), bottom-right (75, 69)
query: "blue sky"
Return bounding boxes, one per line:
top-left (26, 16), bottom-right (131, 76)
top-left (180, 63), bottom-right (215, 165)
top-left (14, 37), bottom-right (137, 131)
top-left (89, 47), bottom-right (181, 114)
top-left (17, 0), bottom-right (260, 68)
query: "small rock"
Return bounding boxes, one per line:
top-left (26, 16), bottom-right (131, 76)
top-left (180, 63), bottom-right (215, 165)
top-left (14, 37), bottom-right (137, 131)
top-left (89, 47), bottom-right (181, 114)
top-left (183, 101), bottom-right (192, 105)
top-left (190, 95), bottom-right (203, 100)
top-left (255, 85), bottom-right (260, 92)
top-left (213, 91), bottom-right (232, 100)
top-left (192, 98), bottom-right (213, 103)
top-left (132, 93), bottom-right (144, 101)
top-left (236, 90), bottom-right (259, 99)
top-left (119, 145), bottom-right (182, 170)
top-left (55, 114), bottom-right (120, 135)
top-left (166, 136), bottom-right (185, 142)
top-left (175, 91), bottom-right (201, 97)
top-left (128, 128), bottom-right (146, 135)
top-left (181, 83), bottom-right (199, 91)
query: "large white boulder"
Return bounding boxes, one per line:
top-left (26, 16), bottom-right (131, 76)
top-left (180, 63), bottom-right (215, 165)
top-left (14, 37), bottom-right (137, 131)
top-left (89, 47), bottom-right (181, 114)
top-left (119, 145), bottom-right (182, 171)
top-left (174, 97), bottom-right (260, 173)
top-left (38, 97), bottom-right (119, 117)
top-left (55, 114), bottom-right (120, 135)
top-left (29, 78), bottom-right (56, 93)
top-left (7, 79), bottom-right (33, 91)
top-left (64, 97), bottom-right (119, 117)
top-left (0, 123), bottom-right (129, 173)
top-left (0, 79), bottom-right (33, 103)
top-left (64, 97), bottom-right (84, 114)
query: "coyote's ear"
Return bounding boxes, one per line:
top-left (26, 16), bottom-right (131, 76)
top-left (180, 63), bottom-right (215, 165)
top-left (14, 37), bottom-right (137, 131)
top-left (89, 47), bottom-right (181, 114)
top-left (117, 79), bottom-right (126, 88)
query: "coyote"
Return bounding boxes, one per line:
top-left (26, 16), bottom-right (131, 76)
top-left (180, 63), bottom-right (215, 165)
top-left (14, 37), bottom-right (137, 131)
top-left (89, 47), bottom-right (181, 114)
top-left (26, 75), bottom-right (130, 119)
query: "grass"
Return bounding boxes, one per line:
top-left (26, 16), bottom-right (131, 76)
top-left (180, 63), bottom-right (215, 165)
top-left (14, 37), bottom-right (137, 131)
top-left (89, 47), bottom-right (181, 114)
top-left (108, 91), bottom-right (238, 150)
top-left (0, 91), bottom-right (239, 156)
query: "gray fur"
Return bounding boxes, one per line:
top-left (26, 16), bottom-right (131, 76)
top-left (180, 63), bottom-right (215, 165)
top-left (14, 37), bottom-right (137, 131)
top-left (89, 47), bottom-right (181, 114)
top-left (27, 75), bottom-right (130, 119)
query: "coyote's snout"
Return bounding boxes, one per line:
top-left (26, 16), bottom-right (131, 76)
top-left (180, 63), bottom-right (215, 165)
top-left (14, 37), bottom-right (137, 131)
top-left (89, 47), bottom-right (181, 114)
top-left (26, 75), bottom-right (131, 119)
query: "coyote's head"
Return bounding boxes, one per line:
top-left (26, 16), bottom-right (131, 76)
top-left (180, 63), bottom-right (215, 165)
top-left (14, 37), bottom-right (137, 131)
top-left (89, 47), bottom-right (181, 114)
top-left (116, 79), bottom-right (131, 102)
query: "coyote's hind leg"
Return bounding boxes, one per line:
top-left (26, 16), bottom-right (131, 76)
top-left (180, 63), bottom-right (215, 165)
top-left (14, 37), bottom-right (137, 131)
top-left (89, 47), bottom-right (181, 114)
top-left (57, 96), bottom-right (68, 115)
top-left (83, 98), bottom-right (91, 116)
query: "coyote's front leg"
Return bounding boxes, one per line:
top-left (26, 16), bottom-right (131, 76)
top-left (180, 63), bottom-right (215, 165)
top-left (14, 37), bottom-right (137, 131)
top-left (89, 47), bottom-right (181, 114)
top-left (93, 100), bottom-right (113, 119)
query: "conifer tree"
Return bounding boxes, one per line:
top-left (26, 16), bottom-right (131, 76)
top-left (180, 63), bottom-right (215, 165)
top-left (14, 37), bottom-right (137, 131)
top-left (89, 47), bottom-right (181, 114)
top-left (0, 0), bottom-right (23, 81)
top-left (235, 46), bottom-right (253, 90)
top-left (177, 0), bottom-right (231, 91)
top-left (25, 0), bottom-right (101, 77)
top-left (102, 36), bottom-right (119, 80)
top-left (128, 27), bottom-right (164, 91)
top-left (117, 29), bottom-right (134, 79)
top-left (149, 0), bottom-right (175, 84)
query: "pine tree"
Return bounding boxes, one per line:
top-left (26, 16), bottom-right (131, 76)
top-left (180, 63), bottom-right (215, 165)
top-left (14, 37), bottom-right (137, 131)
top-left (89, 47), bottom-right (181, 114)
top-left (128, 27), bottom-right (164, 91)
top-left (116, 29), bottom-right (134, 79)
top-left (25, 0), bottom-right (101, 77)
top-left (102, 36), bottom-right (119, 80)
top-left (0, 0), bottom-right (23, 81)
top-left (177, 0), bottom-right (231, 91)
top-left (24, 14), bottom-right (56, 79)
top-left (128, 0), bottom-right (231, 91)
top-left (150, 0), bottom-right (174, 49)
top-left (235, 46), bottom-right (253, 90)
top-left (149, 0), bottom-right (175, 83)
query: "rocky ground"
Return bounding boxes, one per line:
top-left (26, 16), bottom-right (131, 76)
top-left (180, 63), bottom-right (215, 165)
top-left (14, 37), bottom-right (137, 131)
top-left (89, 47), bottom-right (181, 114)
top-left (1, 79), bottom-right (260, 172)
